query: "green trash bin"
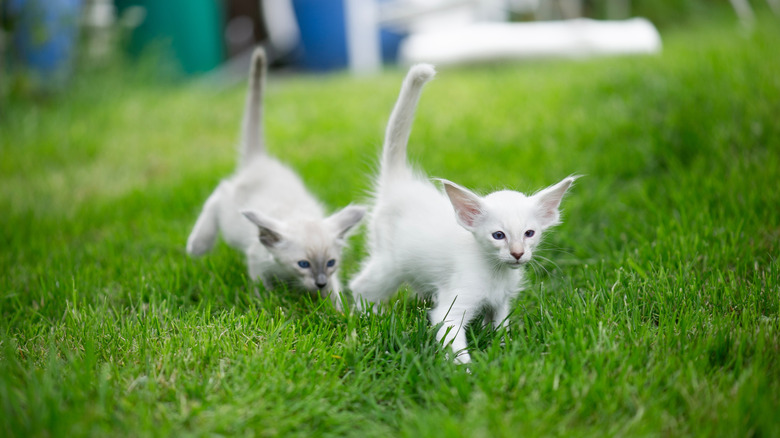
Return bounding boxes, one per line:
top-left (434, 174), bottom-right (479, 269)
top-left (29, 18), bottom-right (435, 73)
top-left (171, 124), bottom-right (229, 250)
top-left (116, 0), bottom-right (224, 74)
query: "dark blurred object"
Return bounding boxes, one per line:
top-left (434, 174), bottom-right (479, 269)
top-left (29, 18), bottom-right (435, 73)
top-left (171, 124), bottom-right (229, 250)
top-left (114, 0), bottom-right (225, 74)
top-left (3, 0), bottom-right (84, 90)
top-left (224, 0), bottom-right (266, 58)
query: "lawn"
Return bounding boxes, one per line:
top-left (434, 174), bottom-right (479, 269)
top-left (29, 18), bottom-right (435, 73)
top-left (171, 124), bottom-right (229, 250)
top-left (1, 15), bottom-right (779, 437)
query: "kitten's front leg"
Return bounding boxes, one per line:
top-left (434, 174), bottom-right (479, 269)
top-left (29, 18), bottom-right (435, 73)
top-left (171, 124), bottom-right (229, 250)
top-left (186, 186), bottom-right (223, 256)
top-left (492, 302), bottom-right (511, 330)
top-left (349, 258), bottom-right (399, 313)
top-left (430, 299), bottom-right (479, 365)
top-left (248, 274), bottom-right (274, 300)
top-left (323, 276), bottom-right (345, 312)
top-left (246, 251), bottom-right (275, 298)
top-left (492, 301), bottom-right (512, 347)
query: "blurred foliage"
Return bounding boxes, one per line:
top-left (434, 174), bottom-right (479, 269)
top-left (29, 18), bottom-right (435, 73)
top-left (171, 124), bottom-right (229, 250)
top-left (0, 0), bottom-right (765, 107)
top-left (581, 0), bottom-right (737, 27)
top-left (630, 0), bottom-right (730, 27)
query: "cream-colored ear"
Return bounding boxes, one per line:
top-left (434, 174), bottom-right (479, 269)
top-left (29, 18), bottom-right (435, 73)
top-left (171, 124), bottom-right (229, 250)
top-left (242, 210), bottom-right (284, 247)
top-left (440, 179), bottom-right (485, 231)
top-left (327, 205), bottom-right (366, 240)
top-left (533, 176), bottom-right (577, 228)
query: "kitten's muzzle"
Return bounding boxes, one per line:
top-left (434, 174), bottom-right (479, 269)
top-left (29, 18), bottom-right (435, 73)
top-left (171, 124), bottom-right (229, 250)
top-left (510, 251), bottom-right (524, 261)
top-left (315, 273), bottom-right (328, 289)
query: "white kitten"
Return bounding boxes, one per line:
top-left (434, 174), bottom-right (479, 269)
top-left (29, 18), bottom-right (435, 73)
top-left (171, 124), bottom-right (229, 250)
top-left (350, 64), bottom-right (575, 363)
top-left (186, 47), bottom-right (365, 310)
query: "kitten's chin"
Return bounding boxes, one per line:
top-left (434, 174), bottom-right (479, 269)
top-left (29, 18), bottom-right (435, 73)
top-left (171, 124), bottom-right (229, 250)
top-left (506, 260), bottom-right (526, 269)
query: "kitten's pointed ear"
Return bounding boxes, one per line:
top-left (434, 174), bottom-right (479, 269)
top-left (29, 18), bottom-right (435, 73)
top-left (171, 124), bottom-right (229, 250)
top-left (327, 205), bottom-right (366, 240)
top-left (441, 179), bottom-right (485, 230)
top-left (533, 176), bottom-right (577, 228)
top-left (242, 210), bottom-right (285, 247)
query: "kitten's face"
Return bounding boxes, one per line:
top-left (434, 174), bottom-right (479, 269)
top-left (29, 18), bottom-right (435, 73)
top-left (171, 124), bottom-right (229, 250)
top-left (243, 205), bottom-right (365, 293)
top-left (263, 222), bottom-right (345, 292)
top-left (443, 177), bottom-right (575, 269)
top-left (474, 191), bottom-right (543, 268)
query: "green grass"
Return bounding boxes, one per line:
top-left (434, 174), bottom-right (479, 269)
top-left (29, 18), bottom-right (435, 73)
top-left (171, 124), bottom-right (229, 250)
top-left (2, 17), bottom-right (779, 437)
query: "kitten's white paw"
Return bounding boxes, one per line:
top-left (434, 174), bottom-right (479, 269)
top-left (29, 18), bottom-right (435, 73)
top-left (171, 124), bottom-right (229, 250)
top-left (354, 299), bottom-right (383, 315)
top-left (321, 289), bottom-right (346, 313)
top-left (330, 293), bottom-right (345, 313)
top-left (186, 235), bottom-right (212, 257)
top-left (452, 351), bottom-right (472, 365)
top-left (443, 349), bottom-right (472, 371)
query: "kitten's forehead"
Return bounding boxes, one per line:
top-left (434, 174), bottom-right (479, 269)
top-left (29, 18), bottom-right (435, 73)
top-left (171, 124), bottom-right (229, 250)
top-left (482, 190), bottom-right (538, 227)
top-left (485, 190), bottom-right (528, 203)
top-left (484, 190), bottom-right (533, 212)
top-left (288, 219), bottom-right (339, 256)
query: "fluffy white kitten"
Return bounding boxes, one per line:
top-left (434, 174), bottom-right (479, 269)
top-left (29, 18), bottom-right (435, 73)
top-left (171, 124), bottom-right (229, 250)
top-left (186, 47), bottom-right (365, 310)
top-left (350, 64), bottom-right (575, 363)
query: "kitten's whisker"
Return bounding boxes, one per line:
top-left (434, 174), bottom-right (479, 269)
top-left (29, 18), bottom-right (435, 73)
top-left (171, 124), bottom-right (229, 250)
top-left (529, 262), bottom-right (540, 279)
top-left (537, 242), bottom-right (574, 256)
top-left (534, 255), bottom-right (560, 272)
top-left (532, 260), bottom-right (550, 278)
top-left (541, 248), bottom-right (574, 256)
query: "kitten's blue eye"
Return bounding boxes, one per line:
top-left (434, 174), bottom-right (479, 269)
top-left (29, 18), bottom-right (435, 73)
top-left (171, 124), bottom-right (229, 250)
top-left (298, 260), bottom-right (310, 268)
top-left (525, 230), bottom-right (535, 238)
top-left (492, 231), bottom-right (506, 240)
top-left (327, 259), bottom-right (336, 267)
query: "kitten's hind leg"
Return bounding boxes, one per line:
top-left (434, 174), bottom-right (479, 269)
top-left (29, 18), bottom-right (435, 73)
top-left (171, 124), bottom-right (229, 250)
top-left (246, 266), bottom-right (273, 301)
top-left (349, 258), bottom-right (400, 313)
top-left (247, 250), bottom-right (275, 292)
top-left (186, 184), bottom-right (224, 256)
top-left (430, 297), bottom-right (480, 365)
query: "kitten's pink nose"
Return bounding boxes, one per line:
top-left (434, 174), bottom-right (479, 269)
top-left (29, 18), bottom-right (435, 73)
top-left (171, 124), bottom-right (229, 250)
top-left (511, 251), bottom-right (524, 261)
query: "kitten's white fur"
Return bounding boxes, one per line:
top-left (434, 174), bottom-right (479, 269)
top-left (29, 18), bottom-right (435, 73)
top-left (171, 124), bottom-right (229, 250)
top-left (186, 47), bottom-right (365, 310)
top-left (350, 64), bottom-right (575, 363)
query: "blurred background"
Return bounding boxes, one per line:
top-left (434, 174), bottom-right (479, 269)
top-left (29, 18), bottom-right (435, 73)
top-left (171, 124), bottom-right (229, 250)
top-left (1, 0), bottom-right (773, 94)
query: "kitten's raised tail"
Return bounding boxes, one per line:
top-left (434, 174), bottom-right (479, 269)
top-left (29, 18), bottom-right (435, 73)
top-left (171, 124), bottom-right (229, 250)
top-left (239, 47), bottom-right (268, 166)
top-left (381, 64), bottom-right (436, 179)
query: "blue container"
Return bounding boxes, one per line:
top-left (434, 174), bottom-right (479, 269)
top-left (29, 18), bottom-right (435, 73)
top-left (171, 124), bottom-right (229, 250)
top-left (380, 27), bottom-right (405, 64)
top-left (291, 0), bottom-right (349, 71)
top-left (291, 0), bottom-right (407, 71)
top-left (6, 0), bottom-right (83, 84)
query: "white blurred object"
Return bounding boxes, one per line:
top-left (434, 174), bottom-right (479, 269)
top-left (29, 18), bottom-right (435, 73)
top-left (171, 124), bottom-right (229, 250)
top-left (728, 0), bottom-right (780, 27)
top-left (83, 0), bottom-right (116, 59)
top-left (262, 0), bottom-right (300, 57)
top-left (729, 0), bottom-right (756, 27)
top-left (399, 17), bottom-right (662, 66)
top-left (345, 0), bottom-right (382, 74)
top-left (770, 0), bottom-right (780, 15)
top-left (343, 0), bottom-right (607, 74)
top-left (346, 0), bottom-right (496, 74)
top-left (378, 0), bottom-right (507, 32)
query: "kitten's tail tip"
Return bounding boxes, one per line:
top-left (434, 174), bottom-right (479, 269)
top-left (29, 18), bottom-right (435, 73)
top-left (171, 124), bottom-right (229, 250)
top-left (408, 63), bottom-right (436, 84)
top-left (250, 46), bottom-right (267, 73)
